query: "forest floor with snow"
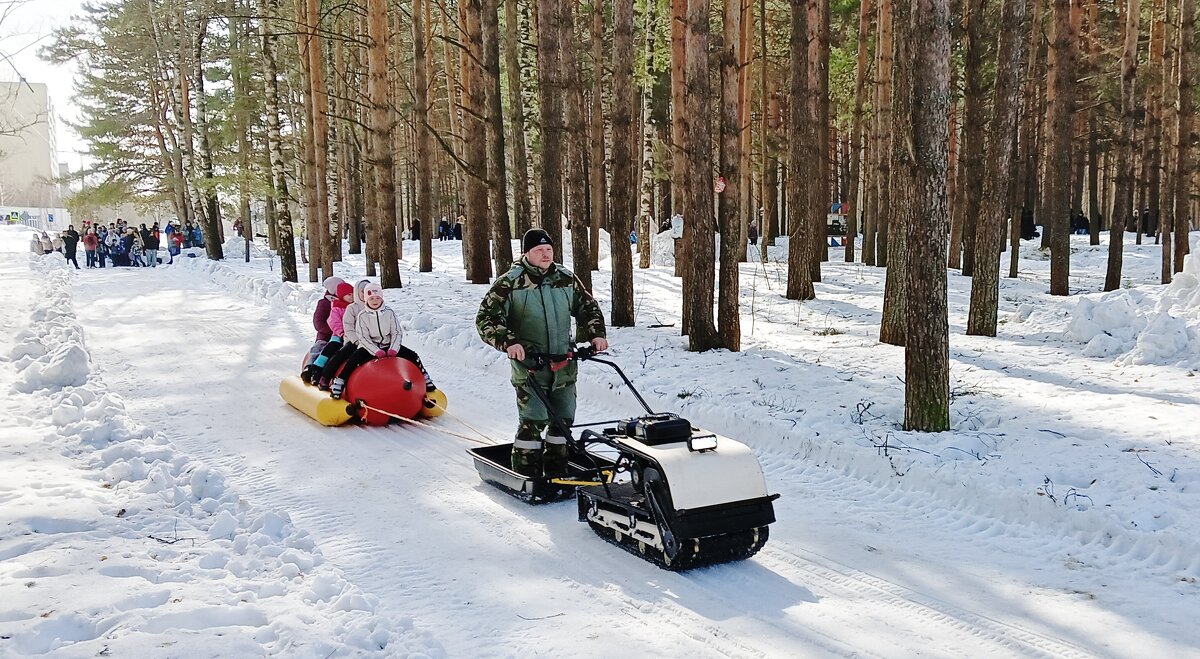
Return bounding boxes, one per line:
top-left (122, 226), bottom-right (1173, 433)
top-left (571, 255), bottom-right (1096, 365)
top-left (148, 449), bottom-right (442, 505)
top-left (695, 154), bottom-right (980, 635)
top-left (2, 223), bottom-right (1198, 658)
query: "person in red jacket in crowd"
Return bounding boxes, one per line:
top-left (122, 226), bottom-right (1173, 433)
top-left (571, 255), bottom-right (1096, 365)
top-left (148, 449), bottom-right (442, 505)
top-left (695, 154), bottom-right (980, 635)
top-left (166, 221), bottom-right (185, 263)
top-left (82, 228), bottom-right (100, 268)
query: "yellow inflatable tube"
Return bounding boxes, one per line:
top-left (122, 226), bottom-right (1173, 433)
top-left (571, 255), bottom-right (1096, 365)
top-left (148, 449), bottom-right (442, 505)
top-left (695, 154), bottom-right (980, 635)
top-left (279, 376), bottom-right (356, 426)
top-left (420, 388), bottom-right (448, 418)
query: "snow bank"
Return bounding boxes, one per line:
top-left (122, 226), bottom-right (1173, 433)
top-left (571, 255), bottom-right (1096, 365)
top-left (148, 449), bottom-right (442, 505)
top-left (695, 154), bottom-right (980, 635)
top-left (1066, 291), bottom-right (1148, 357)
top-left (1066, 247), bottom-right (1200, 369)
top-left (221, 235), bottom-right (275, 260)
top-left (1, 256), bottom-right (441, 656)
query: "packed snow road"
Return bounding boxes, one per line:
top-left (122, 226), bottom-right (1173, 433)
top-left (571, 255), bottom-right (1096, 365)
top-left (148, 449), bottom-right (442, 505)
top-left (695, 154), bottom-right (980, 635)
top-left (64, 247), bottom-right (1194, 658)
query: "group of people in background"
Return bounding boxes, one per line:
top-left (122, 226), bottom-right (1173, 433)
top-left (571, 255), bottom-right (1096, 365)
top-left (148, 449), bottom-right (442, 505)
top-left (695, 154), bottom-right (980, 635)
top-left (434, 216), bottom-right (464, 241)
top-left (29, 218), bottom-right (205, 269)
top-left (403, 216), bottom-right (463, 241)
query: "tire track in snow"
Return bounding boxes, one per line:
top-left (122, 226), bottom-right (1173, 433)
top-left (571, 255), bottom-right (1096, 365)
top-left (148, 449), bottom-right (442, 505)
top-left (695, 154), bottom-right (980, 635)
top-left (756, 546), bottom-right (1096, 659)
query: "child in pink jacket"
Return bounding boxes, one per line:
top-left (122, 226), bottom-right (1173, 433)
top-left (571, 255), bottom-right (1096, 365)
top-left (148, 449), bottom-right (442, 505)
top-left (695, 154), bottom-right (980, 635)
top-left (302, 281), bottom-right (355, 385)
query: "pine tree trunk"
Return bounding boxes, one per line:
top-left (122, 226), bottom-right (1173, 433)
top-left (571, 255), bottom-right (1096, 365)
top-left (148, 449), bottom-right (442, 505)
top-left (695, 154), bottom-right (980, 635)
top-left (462, 0), bottom-right (492, 283)
top-left (560, 3), bottom-right (593, 290)
top-left (168, 8), bottom-right (202, 232)
top-left (905, 0), bottom-right (952, 432)
top-left (954, 0), bottom-right (988, 276)
top-left (1173, 0), bottom-right (1195, 273)
top-left (638, 0), bottom-right (658, 270)
top-left (1086, 0), bottom-right (1102, 247)
top-left (482, 0), bottom-right (513, 274)
top-left (504, 0), bottom-right (532, 238)
top-left (362, 138), bottom-right (378, 277)
top-left (349, 105), bottom-right (365, 255)
top-left (759, 0), bottom-right (776, 264)
top-left (610, 0), bottom-right (636, 326)
top-left (968, 0), bottom-right (1029, 336)
top-left (442, 4), bottom-right (467, 212)
top-left (1046, 0), bottom-right (1078, 295)
top-left (230, 7), bottom-right (252, 262)
top-left (536, 0), bottom-right (565, 247)
top-left (293, 0), bottom-right (319, 280)
top-left (863, 33), bottom-right (880, 265)
top-left (1135, 115), bottom-right (1149, 245)
top-left (846, 0), bottom-right (873, 264)
top-left (414, 0), bottom-right (434, 272)
top-left (260, 0), bottom-right (297, 282)
top-left (589, 3), bottom-right (607, 269)
top-left (1015, 0), bottom-right (1045, 278)
top-left (718, 0), bottom-right (742, 350)
top-left (681, 0), bottom-right (721, 349)
top-left (1106, 0), bottom-right (1141, 291)
top-left (807, 0), bottom-right (829, 275)
top-left (330, 17), bottom-right (350, 262)
top-left (190, 19), bottom-right (224, 259)
top-left (737, 0), bottom-right (753, 263)
top-left (671, 0), bottom-right (688, 282)
top-left (861, 94), bottom-right (877, 264)
top-left (786, 0), bottom-right (816, 300)
top-left (1146, 0), bottom-right (1165, 258)
top-left (306, 0), bottom-right (331, 276)
top-left (947, 79), bottom-right (960, 269)
top-left (1159, 0), bottom-right (1176, 277)
top-left (872, 0), bottom-right (894, 266)
top-left (367, 0), bottom-right (401, 287)
top-left (879, 0), bottom-right (913, 346)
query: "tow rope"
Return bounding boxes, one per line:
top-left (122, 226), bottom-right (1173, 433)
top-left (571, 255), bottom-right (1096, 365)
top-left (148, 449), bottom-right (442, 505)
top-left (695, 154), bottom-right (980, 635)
top-left (355, 399), bottom-right (615, 486)
top-left (356, 400), bottom-right (494, 446)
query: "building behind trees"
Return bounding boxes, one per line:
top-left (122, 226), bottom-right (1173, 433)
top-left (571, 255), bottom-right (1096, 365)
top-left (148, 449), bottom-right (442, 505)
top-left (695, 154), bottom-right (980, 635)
top-left (0, 81), bottom-right (65, 209)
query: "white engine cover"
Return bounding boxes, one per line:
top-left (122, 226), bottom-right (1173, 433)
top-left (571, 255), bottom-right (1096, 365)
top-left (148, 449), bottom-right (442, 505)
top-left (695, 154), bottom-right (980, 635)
top-left (614, 430), bottom-right (770, 511)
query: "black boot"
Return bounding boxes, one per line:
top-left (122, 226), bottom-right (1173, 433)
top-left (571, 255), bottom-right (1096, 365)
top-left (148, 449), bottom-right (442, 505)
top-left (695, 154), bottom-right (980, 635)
top-left (543, 440), bottom-right (569, 478)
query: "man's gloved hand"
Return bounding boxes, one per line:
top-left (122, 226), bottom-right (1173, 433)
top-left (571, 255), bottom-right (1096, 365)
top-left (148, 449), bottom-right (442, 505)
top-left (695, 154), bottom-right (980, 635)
top-left (386, 349), bottom-right (397, 357)
top-left (374, 349), bottom-right (386, 358)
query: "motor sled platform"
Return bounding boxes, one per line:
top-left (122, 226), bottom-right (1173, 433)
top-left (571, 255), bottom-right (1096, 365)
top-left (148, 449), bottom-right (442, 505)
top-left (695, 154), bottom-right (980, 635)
top-left (471, 347), bottom-right (778, 570)
top-left (468, 443), bottom-right (614, 504)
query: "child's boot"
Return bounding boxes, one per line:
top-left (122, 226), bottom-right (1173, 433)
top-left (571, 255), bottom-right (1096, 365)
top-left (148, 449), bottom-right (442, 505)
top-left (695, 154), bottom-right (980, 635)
top-left (329, 377), bottom-right (346, 400)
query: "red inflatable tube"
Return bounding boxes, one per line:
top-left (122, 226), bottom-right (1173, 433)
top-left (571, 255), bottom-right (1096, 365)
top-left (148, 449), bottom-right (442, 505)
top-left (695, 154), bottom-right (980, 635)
top-left (343, 357), bottom-right (427, 426)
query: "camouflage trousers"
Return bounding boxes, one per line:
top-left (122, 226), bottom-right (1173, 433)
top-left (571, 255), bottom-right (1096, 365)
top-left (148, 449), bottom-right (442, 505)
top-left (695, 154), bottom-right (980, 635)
top-left (510, 372), bottom-right (576, 477)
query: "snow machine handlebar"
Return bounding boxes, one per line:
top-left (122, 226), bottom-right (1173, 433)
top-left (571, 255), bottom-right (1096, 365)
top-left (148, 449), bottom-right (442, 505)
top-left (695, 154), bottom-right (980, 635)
top-left (525, 345), bottom-right (599, 371)
top-left (526, 345), bottom-right (655, 416)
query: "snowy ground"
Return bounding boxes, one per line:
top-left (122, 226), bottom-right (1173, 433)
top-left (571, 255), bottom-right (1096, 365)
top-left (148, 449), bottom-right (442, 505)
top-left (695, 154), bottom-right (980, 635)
top-left (2, 223), bottom-right (1198, 658)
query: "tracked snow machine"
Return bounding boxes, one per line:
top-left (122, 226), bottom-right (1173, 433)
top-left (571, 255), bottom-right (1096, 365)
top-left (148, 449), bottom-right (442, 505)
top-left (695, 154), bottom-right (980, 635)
top-left (469, 347), bottom-right (778, 570)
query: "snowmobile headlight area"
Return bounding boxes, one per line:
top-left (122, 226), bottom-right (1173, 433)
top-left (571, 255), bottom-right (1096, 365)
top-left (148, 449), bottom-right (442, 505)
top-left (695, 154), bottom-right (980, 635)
top-left (688, 434), bottom-right (718, 452)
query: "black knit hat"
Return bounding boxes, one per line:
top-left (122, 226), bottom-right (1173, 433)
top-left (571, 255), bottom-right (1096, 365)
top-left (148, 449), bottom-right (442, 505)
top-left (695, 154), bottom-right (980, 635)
top-left (522, 228), bottom-right (553, 253)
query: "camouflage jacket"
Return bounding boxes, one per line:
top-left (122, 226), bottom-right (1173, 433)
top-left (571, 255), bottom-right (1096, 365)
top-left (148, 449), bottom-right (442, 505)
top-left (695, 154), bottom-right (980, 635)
top-left (476, 258), bottom-right (607, 359)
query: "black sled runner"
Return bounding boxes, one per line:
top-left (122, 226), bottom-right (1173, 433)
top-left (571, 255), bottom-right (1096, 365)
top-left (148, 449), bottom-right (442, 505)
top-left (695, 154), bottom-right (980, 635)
top-left (468, 347), bottom-right (778, 570)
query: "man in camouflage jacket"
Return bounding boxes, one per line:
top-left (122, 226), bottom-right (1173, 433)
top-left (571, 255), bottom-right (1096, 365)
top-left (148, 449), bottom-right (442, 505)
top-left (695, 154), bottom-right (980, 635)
top-left (476, 228), bottom-right (609, 477)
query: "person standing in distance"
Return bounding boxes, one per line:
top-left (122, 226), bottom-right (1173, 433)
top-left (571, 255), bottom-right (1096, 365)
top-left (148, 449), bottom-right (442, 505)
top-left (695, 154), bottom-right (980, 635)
top-left (476, 228), bottom-right (609, 477)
